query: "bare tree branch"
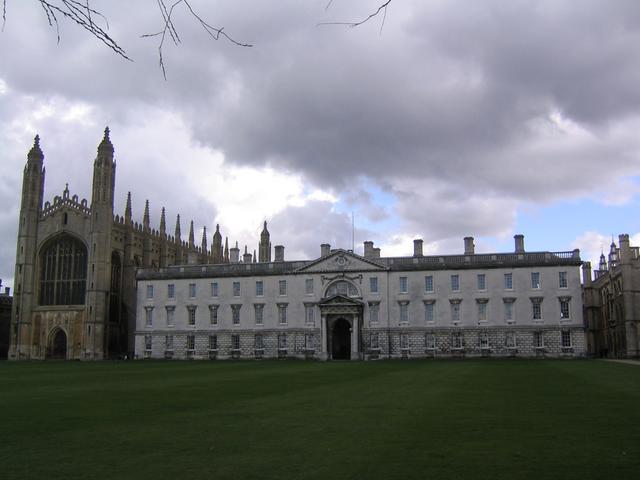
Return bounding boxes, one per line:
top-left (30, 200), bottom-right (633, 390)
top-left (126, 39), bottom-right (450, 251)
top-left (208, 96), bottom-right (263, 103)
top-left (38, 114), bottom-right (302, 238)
top-left (319, 0), bottom-right (393, 29)
top-left (142, 0), bottom-right (252, 80)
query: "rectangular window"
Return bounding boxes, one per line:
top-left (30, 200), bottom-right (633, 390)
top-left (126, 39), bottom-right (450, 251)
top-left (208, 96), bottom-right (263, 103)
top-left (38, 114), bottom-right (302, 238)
top-left (370, 332), bottom-right (380, 350)
top-left (279, 280), bottom-right (287, 296)
top-left (146, 284), bottom-right (154, 299)
top-left (165, 335), bottom-right (173, 351)
top-left (533, 331), bottom-right (544, 348)
top-left (505, 331), bottom-right (517, 349)
top-left (369, 303), bottom-right (379, 325)
top-left (255, 280), bottom-right (264, 297)
top-left (254, 304), bottom-right (264, 325)
top-left (399, 276), bottom-right (408, 293)
top-left (559, 271), bottom-right (568, 289)
top-left (477, 274), bottom-right (486, 291)
top-left (425, 275), bottom-right (434, 293)
top-left (560, 299), bottom-right (570, 319)
top-left (504, 301), bottom-right (514, 323)
top-left (451, 275), bottom-right (460, 292)
top-left (209, 305), bottom-right (218, 325)
top-left (209, 334), bottom-right (217, 350)
top-left (189, 283), bottom-right (196, 298)
top-left (425, 333), bottom-right (435, 350)
top-left (232, 305), bottom-right (241, 325)
top-left (531, 298), bottom-right (542, 320)
top-left (167, 283), bottom-right (175, 299)
top-left (479, 332), bottom-right (489, 349)
top-left (424, 302), bottom-right (434, 323)
top-left (188, 306), bottom-right (197, 326)
top-left (278, 333), bottom-right (287, 349)
top-left (451, 302), bottom-right (460, 323)
top-left (255, 334), bottom-right (264, 350)
top-left (451, 332), bottom-right (463, 349)
top-left (305, 305), bottom-right (315, 325)
top-left (399, 302), bottom-right (409, 324)
top-left (305, 334), bottom-right (314, 350)
top-left (186, 334), bottom-right (195, 351)
top-left (531, 272), bottom-right (540, 289)
top-left (233, 281), bottom-right (241, 297)
top-left (278, 304), bottom-right (287, 324)
top-left (211, 282), bottom-right (218, 297)
top-left (231, 334), bottom-right (240, 351)
top-left (166, 306), bottom-right (175, 326)
top-left (504, 273), bottom-right (513, 290)
top-left (477, 302), bottom-right (487, 323)
top-left (145, 307), bottom-right (153, 327)
top-left (305, 278), bottom-right (314, 295)
top-left (144, 335), bottom-right (152, 351)
top-left (561, 330), bottom-right (571, 348)
top-left (400, 333), bottom-right (409, 350)
top-left (370, 277), bottom-right (379, 294)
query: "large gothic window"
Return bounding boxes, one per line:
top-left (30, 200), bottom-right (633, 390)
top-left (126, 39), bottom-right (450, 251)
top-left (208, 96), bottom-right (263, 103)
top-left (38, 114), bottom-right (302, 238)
top-left (39, 235), bottom-right (88, 305)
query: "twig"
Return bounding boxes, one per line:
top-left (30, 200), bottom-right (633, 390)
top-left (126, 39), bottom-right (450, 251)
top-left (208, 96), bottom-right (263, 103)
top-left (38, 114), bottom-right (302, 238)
top-left (319, 0), bottom-right (393, 29)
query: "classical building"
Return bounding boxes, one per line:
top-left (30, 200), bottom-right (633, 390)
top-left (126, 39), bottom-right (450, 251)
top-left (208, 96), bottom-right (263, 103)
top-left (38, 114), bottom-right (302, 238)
top-left (0, 280), bottom-right (12, 359)
top-left (583, 234), bottom-right (640, 358)
top-left (135, 236), bottom-right (586, 360)
top-left (9, 130), bottom-right (240, 360)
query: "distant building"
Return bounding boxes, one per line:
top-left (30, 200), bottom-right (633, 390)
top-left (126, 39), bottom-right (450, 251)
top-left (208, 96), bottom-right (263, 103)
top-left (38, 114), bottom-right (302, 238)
top-left (0, 280), bottom-right (12, 359)
top-left (136, 235), bottom-right (586, 360)
top-left (583, 234), bottom-right (640, 358)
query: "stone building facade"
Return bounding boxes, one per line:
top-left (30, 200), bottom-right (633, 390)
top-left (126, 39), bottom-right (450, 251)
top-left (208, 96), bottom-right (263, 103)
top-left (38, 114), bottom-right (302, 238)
top-left (583, 234), bottom-right (640, 358)
top-left (0, 280), bottom-right (12, 359)
top-left (135, 236), bottom-right (585, 360)
top-left (9, 130), bottom-right (243, 360)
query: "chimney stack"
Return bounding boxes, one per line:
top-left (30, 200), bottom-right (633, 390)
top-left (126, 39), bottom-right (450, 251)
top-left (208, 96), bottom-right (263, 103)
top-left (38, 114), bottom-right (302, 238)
top-left (413, 239), bottom-right (423, 257)
top-left (619, 234), bottom-right (630, 264)
top-left (364, 241), bottom-right (374, 258)
top-left (463, 237), bottom-right (475, 255)
top-left (321, 244), bottom-right (331, 257)
top-left (373, 247), bottom-right (381, 259)
top-left (274, 245), bottom-right (285, 262)
top-left (230, 242), bottom-right (240, 263)
top-left (514, 234), bottom-right (525, 253)
top-left (582, 261), bottom-right (592, 287)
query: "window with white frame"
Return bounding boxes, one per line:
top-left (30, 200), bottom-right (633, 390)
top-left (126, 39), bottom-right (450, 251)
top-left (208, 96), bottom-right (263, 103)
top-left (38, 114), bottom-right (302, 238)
top-left (399, 276), bottom-right (408, 293)
top-left (278, 333), bottom-right (287, 349)
top-left (477, 300), bottom-right (488, 323)
top-left (167, 283), bottom-right (175, 299)
top-left (531, 298), bottom-right (543, 320)
top-left (400, 333), bottom-right (409, 350)
top-left (370, 277), bottom-right (379, 294)
top-left (451, 331), bottom-right (463, 349)
top-left (479, 331), bottom-right (489, 349)
top-left (187, 306), bottom-right (197, 326)
top-left (533, 331), bottom-right (544, 348)
top-left (370, 332), bottom-right (380, 350)
top-left (209, 305), bottom-right (219, 325)
top-left (561, 330), bottom-right (571, 348)
top-left (255, 334), bottom-right (264, 350)
top-left (425, 333), bottom-right (435, 350)
top-left (305, 278), bottom-right (314, 295)
top-left (166, 306), bottom-right (175, 326)
top-left (145, 307), bottom-right (153, 327)
top-left (255, 280), bottom-right (263, 297)
top-left (425, 275), bottom-right (434, 293)
top-left (369, 302), bottom-right (379, 325)
top-left (451, 274), bottom-right (460, 292)
top-left (531, 272), bottom-right (541, 289)
top-left (477, 274), bottom-right (486, 291)
top-left (505, 331), bottom-right (517, 349)
top-left (188, 283), bottom-right (196, 298)
top-left (144, 335), bottom-right (152, 351)
top-left (305, 304), bottom-right (315, 325)
top-left (278, 303), bottom-right (287, 324)
top-left (209, 334), bottom-right (217, 350)
top-left (560, 298), bottom-right (571, 319)
top-left (211, 282), bottom-right (218, 297)
top-left (504, 273), bottom-right (513, 290)
top-left (254, 304), bottom-right (264, 325)
top-left (305, 334), bottom-right (314, 350)
top-left (233, 281), bottom-right (241, 297)
top-left (232, 305), bottom-right (241, 325)
top-left (424, 301), bottom-right (435, 323)
top-left (146, 284), bottom-right (154, 299)
top-left (559, 271), bottom-right (568, 289)
top-left (231, 334), bottom-right (240, 351)
top-left (503, 299), bottom-right (515, 323)
top-left (279, 280), bottom-right (287, 296)
top-left (399, 302), bottom-right (409, 324)
top-left (165, 335), bottom-right (173, 351)
top-left (450, 300), bottom-right (461, 324)
top-left (186, 334), bottom-right (195, 350)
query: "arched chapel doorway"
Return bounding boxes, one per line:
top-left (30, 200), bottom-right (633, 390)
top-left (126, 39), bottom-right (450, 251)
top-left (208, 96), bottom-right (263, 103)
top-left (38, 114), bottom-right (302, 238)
top-left (47, 329), bottom-right (67, 359)
top-left (331, 318), bottom-right (351, 360)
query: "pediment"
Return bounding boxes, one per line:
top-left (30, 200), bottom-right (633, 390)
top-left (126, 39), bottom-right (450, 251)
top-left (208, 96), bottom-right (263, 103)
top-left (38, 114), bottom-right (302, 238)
top-left (319, 294), bottom-right (364, 307)
top-left (296, 249), bottom-right (386, 273)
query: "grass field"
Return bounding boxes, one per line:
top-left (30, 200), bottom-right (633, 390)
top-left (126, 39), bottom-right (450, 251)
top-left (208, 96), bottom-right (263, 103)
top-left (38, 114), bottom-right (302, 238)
top-left (1, 359), bottom-right (639, 480)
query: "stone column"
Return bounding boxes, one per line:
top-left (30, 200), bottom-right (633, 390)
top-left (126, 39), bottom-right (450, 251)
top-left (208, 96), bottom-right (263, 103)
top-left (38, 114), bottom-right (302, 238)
top-left (320, 314), bottom-right (328, 361)
top-left (351, 314), bottom-right (359, 360)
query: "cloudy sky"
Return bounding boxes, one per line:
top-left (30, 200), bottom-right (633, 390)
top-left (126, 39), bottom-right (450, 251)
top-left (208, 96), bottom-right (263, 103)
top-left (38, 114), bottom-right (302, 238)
top-left (1, 0), bottom-right (640, 289)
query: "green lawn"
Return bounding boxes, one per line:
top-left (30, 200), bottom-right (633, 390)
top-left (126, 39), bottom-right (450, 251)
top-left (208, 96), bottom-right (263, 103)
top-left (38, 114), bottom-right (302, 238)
top-left (1, 359), bottom-right (639, 480)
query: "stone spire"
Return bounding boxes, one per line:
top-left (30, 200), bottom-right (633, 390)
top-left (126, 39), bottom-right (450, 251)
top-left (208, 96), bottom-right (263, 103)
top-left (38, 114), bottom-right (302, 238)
top-left (124, 192), bottom-right (132, 224)
top-left (97, 126), bottom-right (114, 156)
top-left (159, 207), bottom-right (166, 235)
top-left (608, 238), bottom-right (618, 268)
top-left (224, 237), bottom-right (229, 263)
top-left (259, 220), bottom-right (271, 262)
top-left (253, 250), bottom-right (257, 263)
top-left (599, 251), bottom-right (607, 271)
top-left (202, 226), bottom-right (208, 253)
top-left (175, 214), bottom-right (182, 242)
top-left (143, 200), bottom-right (150, 230)
top-left (27, 134), bottom-right (44, 164)
top-left (212, 224), bottom-right (223, 263)
top-left (188, 220), bottom-right (195, 247)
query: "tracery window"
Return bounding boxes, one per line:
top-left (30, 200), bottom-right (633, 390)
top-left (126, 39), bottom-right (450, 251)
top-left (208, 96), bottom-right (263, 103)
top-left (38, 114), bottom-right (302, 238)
top-left (39, 235), bottom-right (87, 305)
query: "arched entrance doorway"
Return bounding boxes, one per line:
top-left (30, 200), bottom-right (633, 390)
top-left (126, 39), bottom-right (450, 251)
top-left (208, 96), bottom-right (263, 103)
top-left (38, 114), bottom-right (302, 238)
top-left (331, 318), bottom-right (351, 360)
top-left (47, 329), bottom-right (67, 359)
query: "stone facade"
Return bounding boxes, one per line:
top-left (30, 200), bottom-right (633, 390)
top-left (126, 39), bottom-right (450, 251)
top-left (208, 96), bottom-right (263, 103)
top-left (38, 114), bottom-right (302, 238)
top-left (583, 234), bottom-right (640, 358)
top-left (0, 280), bottom-right (11, 359)
top-left (135, 237), bottom-right (585, 360)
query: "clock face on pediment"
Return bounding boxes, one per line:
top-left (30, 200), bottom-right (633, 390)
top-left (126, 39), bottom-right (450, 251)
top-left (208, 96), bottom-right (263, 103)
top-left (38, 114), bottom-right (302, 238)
top-left (296, 250), bottom-right (386, 273)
